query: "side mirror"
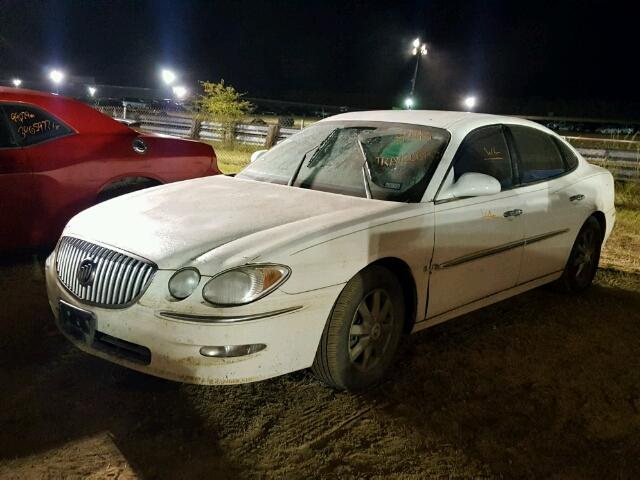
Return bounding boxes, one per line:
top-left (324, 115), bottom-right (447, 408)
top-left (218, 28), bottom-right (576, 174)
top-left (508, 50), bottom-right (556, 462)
top-left (250, 149), bottom-right (268, 163)
top-left (443, 172), bottom-right (501, 199)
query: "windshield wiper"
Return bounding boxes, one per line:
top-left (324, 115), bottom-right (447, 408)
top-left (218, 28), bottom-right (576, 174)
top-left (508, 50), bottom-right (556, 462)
top-left (288, 151), bottom-right (308, 186)
top-left (356, 138), bottom-right (373, 199)
top-left (288, 128), bottom-right (339, 187)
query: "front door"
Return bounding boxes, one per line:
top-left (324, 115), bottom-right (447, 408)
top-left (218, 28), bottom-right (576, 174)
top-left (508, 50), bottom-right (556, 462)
top-left (427, 125), bottom-right (525, 318)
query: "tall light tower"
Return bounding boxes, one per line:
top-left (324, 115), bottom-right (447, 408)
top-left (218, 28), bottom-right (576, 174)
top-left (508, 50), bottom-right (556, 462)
top-left (463, 96), bottom-right (477, 111)
top-left (161, 68), bottom-right (177, 86)
top-left (409, 38), bottom-right (428, 98)
top-left (49, 69), bottom-right (64, 94)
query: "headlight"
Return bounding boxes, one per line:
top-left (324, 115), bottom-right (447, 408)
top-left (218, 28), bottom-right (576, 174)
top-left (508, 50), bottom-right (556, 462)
top-left (202, 264), bottom-right (290, 306)
top-left (168, 268), bottom-right (201, 299)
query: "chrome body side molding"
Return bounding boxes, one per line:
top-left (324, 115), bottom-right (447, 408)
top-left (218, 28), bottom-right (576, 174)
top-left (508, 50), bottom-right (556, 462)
top-left (431, 228), bottom-right (569, 270)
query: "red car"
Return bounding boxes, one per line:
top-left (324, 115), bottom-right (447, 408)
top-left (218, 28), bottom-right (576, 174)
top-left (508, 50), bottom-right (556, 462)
top-left (0, 87), bottom-right (219, 252)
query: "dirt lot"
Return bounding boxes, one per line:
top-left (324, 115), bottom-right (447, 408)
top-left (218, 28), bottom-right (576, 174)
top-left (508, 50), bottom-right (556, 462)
top-left (1, 202), bottom-right (639, 479)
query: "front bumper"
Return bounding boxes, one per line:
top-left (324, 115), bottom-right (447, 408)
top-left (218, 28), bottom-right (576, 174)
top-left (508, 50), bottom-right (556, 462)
top-left (45, 253), bottom-right (343, 385)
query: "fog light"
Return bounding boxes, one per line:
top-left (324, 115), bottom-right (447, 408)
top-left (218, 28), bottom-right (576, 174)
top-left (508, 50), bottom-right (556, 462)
top-left (199, 344), bottom-right (266, 358)
top-left (168, 268), bottom-right (200, 300)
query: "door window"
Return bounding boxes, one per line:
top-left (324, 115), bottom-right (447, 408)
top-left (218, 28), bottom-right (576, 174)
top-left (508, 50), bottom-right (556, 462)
top-left (452, 125), bottom-right (514, 189)
top-left (0, 108), bottom-right (17, 148)
top-left (508, 126), bottom-right (566, 183)
top-left (3, 104), bottom-right (72, 146)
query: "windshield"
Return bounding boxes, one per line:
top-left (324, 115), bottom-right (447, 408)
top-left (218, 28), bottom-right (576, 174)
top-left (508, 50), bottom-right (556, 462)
top-left (236, 121), bottom-right (450, 202)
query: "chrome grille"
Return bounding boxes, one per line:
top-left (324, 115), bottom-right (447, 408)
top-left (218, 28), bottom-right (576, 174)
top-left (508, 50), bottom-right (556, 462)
top-left (55, 236), bottom-right (156, 307)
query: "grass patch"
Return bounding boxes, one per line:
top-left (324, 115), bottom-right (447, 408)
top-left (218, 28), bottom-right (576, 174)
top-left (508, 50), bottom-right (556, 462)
top-left (205, 141), bottom-right (261, 174)
top-left (601, 182), bottom-right (640, 273)
top-left (614, 181), bottom-right (640, 210)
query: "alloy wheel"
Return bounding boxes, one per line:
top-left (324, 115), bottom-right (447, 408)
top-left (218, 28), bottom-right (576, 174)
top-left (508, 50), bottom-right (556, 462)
top-left (348, 288), bottom-right (395, 371)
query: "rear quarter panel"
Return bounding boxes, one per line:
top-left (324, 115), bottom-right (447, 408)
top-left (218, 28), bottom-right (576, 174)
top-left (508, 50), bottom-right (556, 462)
top-left (29, 132), bottom-right (216, 247)
top-left (580, 164), bottom-right (616, 244)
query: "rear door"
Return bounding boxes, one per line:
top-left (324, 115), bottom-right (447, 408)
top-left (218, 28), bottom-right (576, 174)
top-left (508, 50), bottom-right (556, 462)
top-left (505, 125), bottom-right (590, 284)
top-left (428, 125), bottom-right (525, 318)
top-left (0, 104), bottom-right (34, 251)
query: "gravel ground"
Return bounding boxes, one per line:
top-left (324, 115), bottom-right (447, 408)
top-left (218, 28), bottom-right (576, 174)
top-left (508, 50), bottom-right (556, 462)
top-left (1, 253), bottom-right (639, 479)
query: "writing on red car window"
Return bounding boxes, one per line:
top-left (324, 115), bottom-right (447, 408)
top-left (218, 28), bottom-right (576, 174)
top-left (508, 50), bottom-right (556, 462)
top-left (17, 120), bottom-right (61, 138)
top-left (9, 111), bottom-right (35, 123)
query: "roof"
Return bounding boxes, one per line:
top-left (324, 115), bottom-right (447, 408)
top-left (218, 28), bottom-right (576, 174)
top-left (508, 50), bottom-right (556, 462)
top-left (0, 87), bottom-right (130, 135)
top-left (321, 110), bottom-right (546, 132)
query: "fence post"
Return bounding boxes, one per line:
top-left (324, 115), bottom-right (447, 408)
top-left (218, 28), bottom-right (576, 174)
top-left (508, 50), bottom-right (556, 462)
top-left (265, 124), bottom-right (280, 148)
top-left (190, 118), bottom-right (202, 140)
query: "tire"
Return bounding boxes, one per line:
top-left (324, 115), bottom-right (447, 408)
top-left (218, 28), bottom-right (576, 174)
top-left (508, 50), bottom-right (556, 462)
top-left (555, 216), bottom-right (602, 293)
top-left (311, 265), bottom-right (405, 391)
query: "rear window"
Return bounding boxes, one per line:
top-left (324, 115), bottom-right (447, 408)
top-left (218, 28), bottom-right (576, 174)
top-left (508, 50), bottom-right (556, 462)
top-left (508, 126), bottom-right (566, 184)
top-left (3, 104), bottom-right (73, 146)
top-left (554, 138), bottom-right (580, 170)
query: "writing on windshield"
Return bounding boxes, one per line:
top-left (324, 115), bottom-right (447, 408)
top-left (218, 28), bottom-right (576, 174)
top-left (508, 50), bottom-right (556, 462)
top-left (237, 121), bottom-right (450, 202)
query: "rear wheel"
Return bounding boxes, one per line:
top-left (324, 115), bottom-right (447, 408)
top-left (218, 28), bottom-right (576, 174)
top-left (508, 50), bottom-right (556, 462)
top-left (556, 216), bottom-right (602, 293)
top-left (312, 265), bottom-right (404, 391)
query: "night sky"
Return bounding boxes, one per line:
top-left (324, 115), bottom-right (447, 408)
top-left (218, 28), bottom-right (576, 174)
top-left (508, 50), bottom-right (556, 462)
top-left (1, 0), bottom-right (638, 115)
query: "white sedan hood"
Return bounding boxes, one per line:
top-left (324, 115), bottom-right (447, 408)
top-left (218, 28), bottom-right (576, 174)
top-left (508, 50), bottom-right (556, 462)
top-left (64, 175), bottom-right (399, 269)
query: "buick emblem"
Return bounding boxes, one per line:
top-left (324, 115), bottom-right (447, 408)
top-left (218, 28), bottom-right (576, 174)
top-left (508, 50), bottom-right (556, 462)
top-left (77, 258), bottom-right (97, 287)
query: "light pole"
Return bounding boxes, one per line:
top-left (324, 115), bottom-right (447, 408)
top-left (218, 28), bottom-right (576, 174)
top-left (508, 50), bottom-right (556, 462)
top-left (404, 97), bottom-right (414, 110)
top-left (12, 78), bottom-right (22, 87)
top-left (409, 38), bottom-right (427, 98)
top-left (49, 69), bottom-right (64, 94)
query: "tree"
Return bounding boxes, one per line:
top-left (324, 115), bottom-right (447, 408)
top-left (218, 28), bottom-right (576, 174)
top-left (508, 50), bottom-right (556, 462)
top-left (194, 80), bottom-right (252, 142)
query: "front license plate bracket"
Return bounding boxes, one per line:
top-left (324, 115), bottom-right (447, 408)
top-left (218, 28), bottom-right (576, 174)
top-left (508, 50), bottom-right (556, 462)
top-left (59, 300), bottom-right (96, 345)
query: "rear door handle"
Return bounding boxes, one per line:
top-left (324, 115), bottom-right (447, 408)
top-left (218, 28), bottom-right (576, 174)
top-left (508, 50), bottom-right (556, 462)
top-left (503, 209), bottom-right (523, 218)
top-left (570, 194), bottom-right (585, 202)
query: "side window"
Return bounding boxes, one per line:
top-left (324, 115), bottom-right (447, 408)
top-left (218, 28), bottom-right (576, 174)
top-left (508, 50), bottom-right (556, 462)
top-left (3, 104), bottom-right (72, 146)
top-left (453, 125), bottom-right (514, 189)
top-left (0, 107), bottom-right (18, 148)
top-left (554, 138), bottom-right (579, 170)
top-left (509, 126), bottom-right (566, 183)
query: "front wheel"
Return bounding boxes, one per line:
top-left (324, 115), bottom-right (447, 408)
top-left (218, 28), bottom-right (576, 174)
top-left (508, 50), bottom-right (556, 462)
top-left (556, 216), bottom-right (602, 293)
top-left (311, 265), bottom-right (404, 391)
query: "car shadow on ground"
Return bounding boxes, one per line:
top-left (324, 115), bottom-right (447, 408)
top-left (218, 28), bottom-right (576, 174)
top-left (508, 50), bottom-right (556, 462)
top-left (0, 256), bottom-right (242, 478)
top-left (1, 257), bottom-right (639, 478)
top-left (372, 272), bottom-right (640, 478)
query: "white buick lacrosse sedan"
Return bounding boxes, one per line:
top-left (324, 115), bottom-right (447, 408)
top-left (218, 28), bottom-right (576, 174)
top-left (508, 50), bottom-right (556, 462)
top-left (45, 111), bottom-right (615, 390)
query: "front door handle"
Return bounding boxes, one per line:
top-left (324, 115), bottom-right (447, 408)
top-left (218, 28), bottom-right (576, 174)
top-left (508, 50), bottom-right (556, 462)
top-left (570, 194), bottom-right (585, 202)
top-left (503, 209), bottom-right (523, 218)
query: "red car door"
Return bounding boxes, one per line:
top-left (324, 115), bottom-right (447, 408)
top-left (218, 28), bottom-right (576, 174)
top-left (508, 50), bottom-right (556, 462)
top-left (0, 106), bottom-right (34, 252)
